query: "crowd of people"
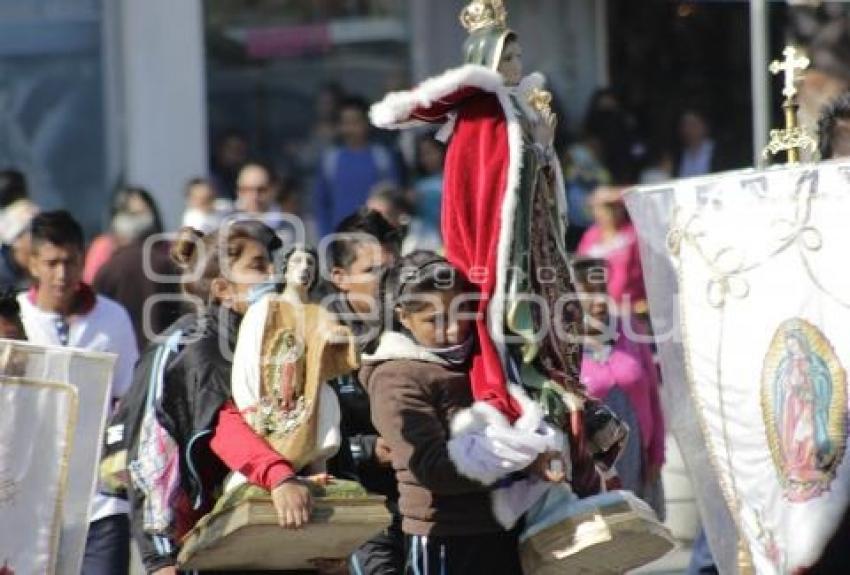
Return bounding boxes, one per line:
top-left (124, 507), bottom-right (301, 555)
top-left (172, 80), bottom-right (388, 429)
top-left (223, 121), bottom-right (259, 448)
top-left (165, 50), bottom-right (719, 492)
top-left (6, 21), bottom-right (850, 571)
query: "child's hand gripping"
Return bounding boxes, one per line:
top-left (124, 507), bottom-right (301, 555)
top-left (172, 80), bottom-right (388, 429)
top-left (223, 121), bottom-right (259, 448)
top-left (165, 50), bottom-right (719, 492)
top-left (271, 477), bottom-right (313, 529)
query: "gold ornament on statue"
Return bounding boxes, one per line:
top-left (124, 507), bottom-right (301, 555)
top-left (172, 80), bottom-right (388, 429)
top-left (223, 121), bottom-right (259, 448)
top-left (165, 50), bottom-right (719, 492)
top-left (528, 88), bottom-right (553, 115)
top-left (460, 0), bottom-right (508, 33)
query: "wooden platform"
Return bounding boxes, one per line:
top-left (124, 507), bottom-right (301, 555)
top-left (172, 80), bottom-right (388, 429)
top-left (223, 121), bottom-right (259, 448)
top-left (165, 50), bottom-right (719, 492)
top-left (520, 493), bottom-right (675, 575)
top-left (178, 483), bottom-right (391, 571)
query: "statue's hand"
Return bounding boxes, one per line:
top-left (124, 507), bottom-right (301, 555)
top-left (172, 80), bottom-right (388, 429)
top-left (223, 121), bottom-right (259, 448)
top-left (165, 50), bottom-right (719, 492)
top-left (533, 109), bottom-right (557, 148)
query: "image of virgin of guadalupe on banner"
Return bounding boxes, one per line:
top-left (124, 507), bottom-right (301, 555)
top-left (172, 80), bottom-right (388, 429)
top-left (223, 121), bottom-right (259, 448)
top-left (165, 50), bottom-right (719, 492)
top-left (371, 1), bottom-right (673, 572)
top-left (0, 340), bottom-right (115, 575)
top-left (626, 160), bottom-right (850, 574)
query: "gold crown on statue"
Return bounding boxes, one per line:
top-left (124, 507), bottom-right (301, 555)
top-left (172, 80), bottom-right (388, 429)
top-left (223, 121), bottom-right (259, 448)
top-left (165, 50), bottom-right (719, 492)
top-left (460, 0), bottom-right (508, 33)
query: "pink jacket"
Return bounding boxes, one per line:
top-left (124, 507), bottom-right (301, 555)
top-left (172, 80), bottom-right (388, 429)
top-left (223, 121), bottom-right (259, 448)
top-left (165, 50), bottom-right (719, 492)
top-left (580, 325), bottom-right (665, 466)
top-left (577, 223), bottom-right (647, 311)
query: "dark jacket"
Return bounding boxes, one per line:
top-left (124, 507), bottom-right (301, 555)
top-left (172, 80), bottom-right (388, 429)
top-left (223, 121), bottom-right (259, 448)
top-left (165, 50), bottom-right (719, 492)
top-left (361, 332), bottom-right (501, 537)
top-left (93, 240), bottom-right (182, 350)
top-left (126, 306), bottom-right (240, 573)
top-left (324, 292), bottom-right (399, 502)
top-left (0, 243), bottom-right (28, 291)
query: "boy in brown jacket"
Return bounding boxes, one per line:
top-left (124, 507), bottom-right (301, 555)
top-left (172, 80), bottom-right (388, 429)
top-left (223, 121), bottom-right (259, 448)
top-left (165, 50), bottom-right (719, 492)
top-left (361, 252), bottom-right (536, 574)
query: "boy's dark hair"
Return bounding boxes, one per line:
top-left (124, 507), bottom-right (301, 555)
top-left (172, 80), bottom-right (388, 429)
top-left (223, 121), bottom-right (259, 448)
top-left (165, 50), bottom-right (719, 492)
top-left (330, 209), bottom-right (401, 270)
top-left (30, 210), bottom-right (85, 253)
top-left (338, 96), bottom-right (370, 119)
top-left (817, 92), bottom-right (850, 160)
top-left (0, 169), bottom-right (28, 209)
top-left (380, 251), bottom-right (472, 330)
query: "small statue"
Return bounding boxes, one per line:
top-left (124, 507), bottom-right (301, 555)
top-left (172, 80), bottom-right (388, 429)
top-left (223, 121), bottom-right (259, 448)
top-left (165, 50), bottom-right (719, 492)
top-left (229, 244), bottom-right (358, 487)
top-left (279, 244), bottom-right (318, 305)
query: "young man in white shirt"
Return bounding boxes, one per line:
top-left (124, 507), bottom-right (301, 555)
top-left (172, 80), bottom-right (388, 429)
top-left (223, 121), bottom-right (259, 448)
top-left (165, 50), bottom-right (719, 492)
top-left (18, 210), bottom-right (139, 575)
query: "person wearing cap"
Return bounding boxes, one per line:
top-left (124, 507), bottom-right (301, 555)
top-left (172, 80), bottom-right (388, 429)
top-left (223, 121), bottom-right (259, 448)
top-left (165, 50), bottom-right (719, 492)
top-left (0, 197), bottom-right (40, 291)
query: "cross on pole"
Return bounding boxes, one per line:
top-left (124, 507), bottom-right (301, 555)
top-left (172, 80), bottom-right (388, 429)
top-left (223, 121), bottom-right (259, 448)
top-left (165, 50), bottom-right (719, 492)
top-left (769, 46), bottom-right (810, 99)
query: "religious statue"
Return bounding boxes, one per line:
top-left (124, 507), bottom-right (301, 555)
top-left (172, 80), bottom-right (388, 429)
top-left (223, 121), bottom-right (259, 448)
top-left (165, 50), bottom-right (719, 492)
top-left (229, 244), bottom-right (357, 483)
top-left (372, 0), bottom-right (612, 496)
top-left (371, 2), bottom-right (673, 571)
top-left (278, 244), bottom-right (318, 305)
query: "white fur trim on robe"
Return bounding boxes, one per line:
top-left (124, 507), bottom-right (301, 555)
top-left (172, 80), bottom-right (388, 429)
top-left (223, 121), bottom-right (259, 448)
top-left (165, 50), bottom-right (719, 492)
top-left (446, 385), bottom-right (563, 487)
top-left (370, 64), bottom-right (504, 129)
top-left (373, 66), bottom-right (568, 386)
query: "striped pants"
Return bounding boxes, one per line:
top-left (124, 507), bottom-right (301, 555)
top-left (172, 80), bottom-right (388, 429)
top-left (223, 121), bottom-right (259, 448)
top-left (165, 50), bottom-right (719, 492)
top-left (404, 531), bottom-right (522, 575)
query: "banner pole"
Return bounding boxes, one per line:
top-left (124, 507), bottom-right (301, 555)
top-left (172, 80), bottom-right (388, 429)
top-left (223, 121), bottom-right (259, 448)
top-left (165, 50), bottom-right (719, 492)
top-left (751, 0), bottom-right (770, 168)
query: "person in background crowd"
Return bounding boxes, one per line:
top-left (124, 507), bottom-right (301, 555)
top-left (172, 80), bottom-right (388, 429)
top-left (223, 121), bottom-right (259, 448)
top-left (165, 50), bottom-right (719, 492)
top-left (0, 198), bottom-right (39, 291)
top-left (639, 144), bottom-right (675, 185)
top-left (405, 135), bottom-right (445, 254)
top-left (93, 186), bottom-right (181, 349)
top-left (675, 108), bottom-right (726, 178)
top-left (577, 187), bottom-right (647, 317)
top-left (0, 287), bottom-right (26, 340)
top-left (583, 88), bottom-right (642, 184)
top-left (322, 209), bottom-right (404, 575)
top-left (84, 186), bottom-right (164, 285)
top-left (563, 134), bottom-right (612, 252)
top-left (18, 210), bottom-right (139, 575)
top-left (0, 169), bottom-right (38, 290)
top-left (0, 168), bottom-right (28, 209)
top-left (182, 177), bottom-right (230, 234)
top-left (292, 82), bottom-right (345, 180)
top-left (574, 257), bottom-right (665, 519)
top-left (211, 130), bottom-right (249, 200)
top-left (817, 92), bottom-right (850, 160)
top-left (366, 182), bottom-right (412, 232)
top-left (314, 97), bottom-right (400, 236)
top-left (235, 161), bottom-right (290, 232)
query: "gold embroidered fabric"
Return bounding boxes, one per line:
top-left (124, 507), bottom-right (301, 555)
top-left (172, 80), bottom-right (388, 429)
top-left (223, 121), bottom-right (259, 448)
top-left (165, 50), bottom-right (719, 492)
top-left (254, 300), bottom-right (358, 471)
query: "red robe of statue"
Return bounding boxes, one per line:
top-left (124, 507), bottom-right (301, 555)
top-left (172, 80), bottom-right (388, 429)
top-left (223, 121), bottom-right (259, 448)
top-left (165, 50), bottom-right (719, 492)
top-left (372, 65), bottom-right (557, 422)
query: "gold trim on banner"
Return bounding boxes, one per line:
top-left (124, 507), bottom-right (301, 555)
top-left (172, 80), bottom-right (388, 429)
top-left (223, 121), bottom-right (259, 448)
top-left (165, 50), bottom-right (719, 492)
top-left (673, 235), bottom-right (751, 568)
top-left (1, 377), bottom-right (79, 574)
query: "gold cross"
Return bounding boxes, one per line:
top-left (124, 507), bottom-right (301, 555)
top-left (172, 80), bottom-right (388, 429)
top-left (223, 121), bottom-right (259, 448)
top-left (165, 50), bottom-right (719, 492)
top-left (769, 46), bottom-right (809, 99)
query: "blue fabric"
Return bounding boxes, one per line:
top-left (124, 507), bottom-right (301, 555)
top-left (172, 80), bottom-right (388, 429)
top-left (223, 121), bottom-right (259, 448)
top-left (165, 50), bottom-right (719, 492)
top-left (688, 527), bottom-right (716, 574)
top-left (414, 174), bottom-right (444, 233)
top-left (81, 514), bottom-right (130, 575)
top-left (314, 145), bottom-right (400, 236)
top-left (519, 485), bottom-right (624, 543)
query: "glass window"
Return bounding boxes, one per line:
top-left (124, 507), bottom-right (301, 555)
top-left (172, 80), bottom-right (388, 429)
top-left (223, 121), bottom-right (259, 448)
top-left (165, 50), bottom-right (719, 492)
top-left (0, 0), bottom-right (106, 234)
top-left (204, 0), bottom-right (410, 196)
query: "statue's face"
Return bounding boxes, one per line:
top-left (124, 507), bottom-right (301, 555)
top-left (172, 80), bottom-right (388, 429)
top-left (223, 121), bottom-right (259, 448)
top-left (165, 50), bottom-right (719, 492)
top-left (498, 40), bottom-right (523, 86)
top-left (286, 249), bottom-right (316, 289)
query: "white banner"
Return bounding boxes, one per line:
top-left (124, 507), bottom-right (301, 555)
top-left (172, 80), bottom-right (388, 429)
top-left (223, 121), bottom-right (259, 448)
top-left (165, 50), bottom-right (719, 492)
top-left (626, 161), bottom-right (850, 574)
top-left (0, 378), bottom-right (77, 574)
top-left (0, 341), bottom-right (115, 575)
